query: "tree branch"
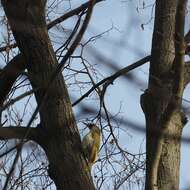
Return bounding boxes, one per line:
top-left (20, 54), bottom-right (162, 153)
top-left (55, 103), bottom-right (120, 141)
top-left (0, 0), bottom-right (104, 53)
top-left (0, 54), bottom-right (25, 106)
top-left (0, 126), bottom-right (38, 141)
top-left (184, 61), bottom-right (190, 86)
top-left (172, 0), bottom-right (186, 97)
top-left (47, 0), bottom-right (104, 29)
top-left (72, 55), bottom-right (151, 106)
top-left (1, 89), bottom-right (36, 112)
top-left (0, 0), bottom-right (99, 107)
top-left (185, 29), bottom-right (190, 44)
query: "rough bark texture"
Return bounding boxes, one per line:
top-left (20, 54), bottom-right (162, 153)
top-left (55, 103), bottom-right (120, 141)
top-left (1, 0), bottom-right (95, 189)
top-left (141, 0), bottom-right (187, 190)
top-left (157, 112), bottom-right (184, 190)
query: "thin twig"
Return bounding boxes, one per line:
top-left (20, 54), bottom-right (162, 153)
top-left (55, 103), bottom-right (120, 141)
top-left (72, 55), bottom-right (150, 106)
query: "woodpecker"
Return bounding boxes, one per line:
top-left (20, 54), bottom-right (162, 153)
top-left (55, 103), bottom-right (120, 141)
top-left (82, 123), bottom-right (101, 169)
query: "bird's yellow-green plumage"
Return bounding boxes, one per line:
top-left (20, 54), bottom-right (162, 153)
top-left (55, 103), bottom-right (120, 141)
top-left (82, 124), bottom-right (101, 169)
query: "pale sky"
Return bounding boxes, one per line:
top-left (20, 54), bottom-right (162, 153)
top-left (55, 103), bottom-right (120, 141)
top-left (1, 0), bottom-right (190, 189)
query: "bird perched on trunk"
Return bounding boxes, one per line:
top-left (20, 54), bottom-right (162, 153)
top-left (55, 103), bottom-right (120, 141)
top-left (82, 123), bottom-right (101, 170)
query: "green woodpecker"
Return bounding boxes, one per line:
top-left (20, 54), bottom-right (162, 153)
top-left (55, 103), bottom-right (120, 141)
top-left (82, 124), bottom-right (101, 169)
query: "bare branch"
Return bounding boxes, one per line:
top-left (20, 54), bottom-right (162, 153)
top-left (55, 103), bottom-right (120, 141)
top-left (0, 126), bottom-right (37, 141)
top-left (184, 61), bottom-right (190, 86)
top-left (1, 89), bottom-right (36, 112)
top-left (47, 0), bottom-right (104, 29)
top-left (173, 0), bottom-right (186, 97)
top-left (185, 29), bottom-right (190, 44)
top-left (184, 28), bottom-right (190, 54)
top-left (0, 0), bottom-right (104, 53)
top-left (72, 55), bottom-right (150, 106)
top-left (0, 43), bottom-right (17, 53)
top-left (0, 54), bottom-right (25, 106)
top-left (2, 146), bottom-right (21, 190)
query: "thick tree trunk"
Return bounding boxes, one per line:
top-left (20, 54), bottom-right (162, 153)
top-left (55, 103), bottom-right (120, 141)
top-left (1, 0), bottom-right (95, 189)
top-left (141, 0), bottom-right (187, 190)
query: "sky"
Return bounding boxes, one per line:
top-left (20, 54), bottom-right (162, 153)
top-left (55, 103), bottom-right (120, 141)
top-left (78, 0), bottom-right (190, 189)
top-left (1, 0), bottom-right (190, 189)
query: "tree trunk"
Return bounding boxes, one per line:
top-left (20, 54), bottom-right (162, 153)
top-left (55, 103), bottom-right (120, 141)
top-left (1, 0), bottom-right (95, 189)
top-left (141, 0), bottom-right (187, 190)
top-left (157, 112), bottom-right (185, 190)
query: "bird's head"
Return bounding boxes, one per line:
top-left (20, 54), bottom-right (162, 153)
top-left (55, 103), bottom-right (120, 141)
top-left (87, 123), bottom-right (96, 130)
top-left (87, 123), bottom-right (100, 136)
top-left (83, 122), bottom-right (100, 134)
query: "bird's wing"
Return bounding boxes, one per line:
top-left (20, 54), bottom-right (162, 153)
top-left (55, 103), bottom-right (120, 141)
top-left (82, 133), bottom-right (94, 159)
top-left (89, 145), bottom-right (98, 164)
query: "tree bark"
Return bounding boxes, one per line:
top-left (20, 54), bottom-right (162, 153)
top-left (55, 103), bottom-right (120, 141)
top-left (1, 0), bottom-right (95, 189)
top-left (157, 112), bottom-right (185, 190)
top-left (141, 0), bottom-right (187, 190)
top-left (0, 54), bottom-right (25, 106)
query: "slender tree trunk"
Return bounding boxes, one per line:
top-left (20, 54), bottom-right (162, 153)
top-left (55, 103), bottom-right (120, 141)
top-left (157, 112), bottom-right (185, 190)
top-left (1, 0), bottom-right (95, 189)
top-left (141, 0), bottom-right (187, 189)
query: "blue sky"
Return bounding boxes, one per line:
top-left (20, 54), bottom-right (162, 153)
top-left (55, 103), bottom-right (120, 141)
top-left (1, 0), bottom-right (190, 189)
top-left (81, 0), bottom-right (190, 189)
